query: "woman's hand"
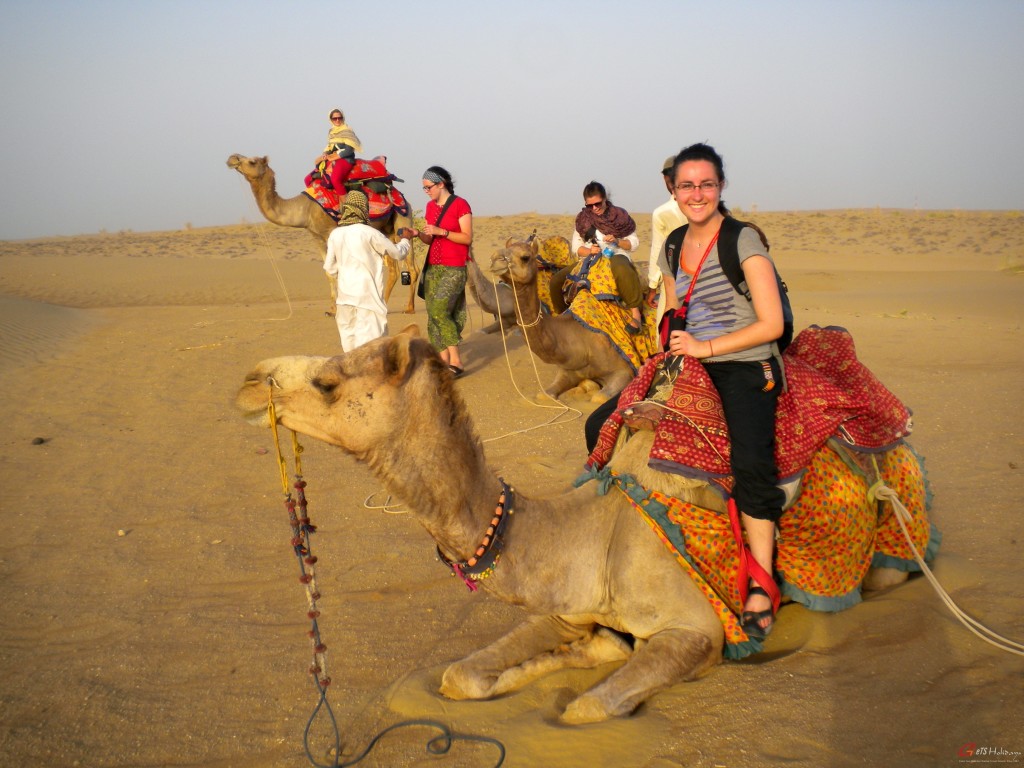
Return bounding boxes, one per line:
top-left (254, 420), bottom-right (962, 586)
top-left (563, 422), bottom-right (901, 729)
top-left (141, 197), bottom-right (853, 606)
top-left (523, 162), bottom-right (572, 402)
top-left (422, 224), bottom-right (445, 238)
top-left (667, 330), bottom-right (714, 359)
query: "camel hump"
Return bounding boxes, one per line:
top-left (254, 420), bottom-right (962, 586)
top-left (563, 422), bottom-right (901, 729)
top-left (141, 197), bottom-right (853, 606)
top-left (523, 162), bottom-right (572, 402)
top-left (348, 157), bottom-right (402, 184)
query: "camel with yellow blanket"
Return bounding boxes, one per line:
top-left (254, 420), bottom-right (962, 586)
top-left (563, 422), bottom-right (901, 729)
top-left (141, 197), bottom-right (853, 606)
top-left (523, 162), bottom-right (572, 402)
top-left (489, 237), bottom-right (659, 401)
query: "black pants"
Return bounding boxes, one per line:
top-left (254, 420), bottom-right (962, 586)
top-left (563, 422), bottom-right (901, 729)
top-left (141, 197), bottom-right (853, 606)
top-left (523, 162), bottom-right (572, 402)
top-left (584, 357), bottom-right (784, 523)
top-left (704, 359), bottom-right (784, 522)
top-left (585, 393), bottom-right (621, 454)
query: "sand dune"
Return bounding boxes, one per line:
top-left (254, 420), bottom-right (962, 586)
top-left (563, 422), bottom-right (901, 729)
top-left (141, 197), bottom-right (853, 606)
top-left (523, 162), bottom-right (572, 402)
top-left (0, 210), bottom-right (1021, 767)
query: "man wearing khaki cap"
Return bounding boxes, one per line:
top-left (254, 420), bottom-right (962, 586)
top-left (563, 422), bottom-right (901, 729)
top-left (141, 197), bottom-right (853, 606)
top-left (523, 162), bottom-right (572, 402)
top-left (648, 154), bottom-right (687, 323)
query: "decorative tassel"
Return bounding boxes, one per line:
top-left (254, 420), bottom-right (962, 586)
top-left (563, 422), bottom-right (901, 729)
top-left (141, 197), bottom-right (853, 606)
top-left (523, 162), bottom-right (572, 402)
top-left (452, 563), bottom-right (478, 592)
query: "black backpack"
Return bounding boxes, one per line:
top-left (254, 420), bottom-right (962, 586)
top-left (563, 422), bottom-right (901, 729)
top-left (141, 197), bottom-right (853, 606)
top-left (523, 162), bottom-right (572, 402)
top-left (663, 216), bottom-right (794, 352)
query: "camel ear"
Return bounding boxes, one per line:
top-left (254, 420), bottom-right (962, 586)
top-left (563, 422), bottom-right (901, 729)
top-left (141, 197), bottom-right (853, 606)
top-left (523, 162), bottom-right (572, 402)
top-left (530, 237), bottom-right (541, 256)
top-left (383, 327), bottom-right (430, 383)
top-left (505, 237), bottom-right (518, 248)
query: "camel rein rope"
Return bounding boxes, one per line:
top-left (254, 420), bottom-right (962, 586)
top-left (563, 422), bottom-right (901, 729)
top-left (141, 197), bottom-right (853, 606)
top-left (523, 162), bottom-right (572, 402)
top-left (866, 456), bottom-right (1024, 657)
top-left (263, 387), bottom-right (506, 767)
top-left (481, 255), bottom-right (581, 440)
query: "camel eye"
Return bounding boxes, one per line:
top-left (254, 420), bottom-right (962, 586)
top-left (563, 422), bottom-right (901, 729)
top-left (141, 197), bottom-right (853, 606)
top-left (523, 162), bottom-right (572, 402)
top-left (312, 377), bottom-right (337, 395)
top-left (312, 361), bottom-right (346, 397)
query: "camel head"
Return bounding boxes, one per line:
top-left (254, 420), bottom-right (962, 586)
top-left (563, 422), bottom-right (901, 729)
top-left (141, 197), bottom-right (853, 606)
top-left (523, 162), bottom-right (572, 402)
top-left (489, 238), bottom-right (541, 288)
top-left (226, 154), bottom-right (271, 182)
top-left (235, 326), bottom-right (453, 456)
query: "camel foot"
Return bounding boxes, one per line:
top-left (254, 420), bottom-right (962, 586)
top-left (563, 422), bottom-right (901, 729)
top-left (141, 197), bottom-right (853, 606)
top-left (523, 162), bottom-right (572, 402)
top-left (560, 693), bottom-right (617, 725)
top-left (477, 320), bottom-right (503, 334)
top-left (862, 566), bottom-right (909, 592)
top-left (535, 392), bottom-right (561, 405)
top-left (439, 663), bottom-right (497, 701)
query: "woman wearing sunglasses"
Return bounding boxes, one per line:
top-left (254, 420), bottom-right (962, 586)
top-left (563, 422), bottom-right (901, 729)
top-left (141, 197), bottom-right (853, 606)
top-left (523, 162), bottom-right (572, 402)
top-left (316, 108), bottom-right (362, 165)
top-left (559, 182), bottom-right (645, 335)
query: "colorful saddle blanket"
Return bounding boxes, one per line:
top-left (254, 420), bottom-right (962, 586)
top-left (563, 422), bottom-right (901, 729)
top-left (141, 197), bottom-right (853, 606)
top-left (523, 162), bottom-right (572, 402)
top-left (579, 325), bottom-right (935, 657)
top-left (304, 157), bottom-right (410, 223)
top-left (563, 255), bottom-right (659, 372)
top-left (582, 441), bottom-right (938, 659)
top-left (532, 235), bottom-right (574, 315)
top-left (587, 325), bottom-right (914, 490)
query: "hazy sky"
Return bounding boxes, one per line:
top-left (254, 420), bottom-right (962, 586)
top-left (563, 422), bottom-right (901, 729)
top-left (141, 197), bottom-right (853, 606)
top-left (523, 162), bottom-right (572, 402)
top-left (2, 0), bottom-right (1022, 239)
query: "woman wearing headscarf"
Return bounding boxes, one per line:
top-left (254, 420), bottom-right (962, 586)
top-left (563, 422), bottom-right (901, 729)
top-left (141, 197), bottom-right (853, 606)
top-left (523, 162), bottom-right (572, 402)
top-left (310, 108), bottom-right (364, 191)
top-left (403, 166), bottom-right (473, 377)
top-left (323, 191), bottom-right (413, 352)
top-left (554, 181), bottom-right (644, 334)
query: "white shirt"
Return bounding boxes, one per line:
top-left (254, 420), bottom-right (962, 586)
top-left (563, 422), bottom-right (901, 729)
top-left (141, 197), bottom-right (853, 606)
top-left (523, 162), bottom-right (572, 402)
top-left (649, 198), bottom-right (686, 289)
top-left (324, 224), bottom-right (411, 314)
top-left (570, 228), bottom-right (640, 261)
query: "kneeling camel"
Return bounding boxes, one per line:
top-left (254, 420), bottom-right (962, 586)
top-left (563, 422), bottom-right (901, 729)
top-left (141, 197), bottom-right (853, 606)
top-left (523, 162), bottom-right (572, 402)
top-left (235, 329), bottom-right (915, 724)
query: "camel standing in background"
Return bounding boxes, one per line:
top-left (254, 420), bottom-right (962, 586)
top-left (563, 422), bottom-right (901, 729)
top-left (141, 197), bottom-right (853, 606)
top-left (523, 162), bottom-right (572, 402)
top-left (226, 154), bottom-right (418, 313)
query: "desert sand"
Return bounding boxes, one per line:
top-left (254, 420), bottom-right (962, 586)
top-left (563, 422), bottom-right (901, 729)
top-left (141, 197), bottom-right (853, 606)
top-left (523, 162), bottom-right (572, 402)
top-left (1, 208), bottom-right (1022, 768)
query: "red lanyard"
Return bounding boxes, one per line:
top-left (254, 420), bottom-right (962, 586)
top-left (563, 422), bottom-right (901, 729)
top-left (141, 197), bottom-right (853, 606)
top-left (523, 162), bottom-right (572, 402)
top-left (678, 229), bottom-right (721, 321)
top-left (660, 229), bottom-right (721, 352)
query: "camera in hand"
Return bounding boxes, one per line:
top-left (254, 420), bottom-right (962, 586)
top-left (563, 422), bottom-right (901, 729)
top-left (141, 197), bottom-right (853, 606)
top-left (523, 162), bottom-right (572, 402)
top-left (401, 270), bottom-right (411, 285)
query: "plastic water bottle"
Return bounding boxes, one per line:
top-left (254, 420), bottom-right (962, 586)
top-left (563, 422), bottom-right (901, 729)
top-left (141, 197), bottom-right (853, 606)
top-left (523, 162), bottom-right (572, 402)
top-left (601, 244), bottom-right (615, 258)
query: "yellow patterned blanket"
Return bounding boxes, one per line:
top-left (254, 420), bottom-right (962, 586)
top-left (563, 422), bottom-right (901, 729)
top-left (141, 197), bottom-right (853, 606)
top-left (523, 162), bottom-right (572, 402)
top-left (534, 235), bottom-right (575, 314)
top-left (563, 256), bottom-right (659, 372)
top-left (579, 442), bottom-right (938, 659)
top-left (575, 325), bottom-right (940, 658)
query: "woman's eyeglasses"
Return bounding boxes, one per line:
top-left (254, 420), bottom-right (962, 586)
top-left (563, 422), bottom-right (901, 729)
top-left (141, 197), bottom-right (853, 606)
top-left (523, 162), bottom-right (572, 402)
top-left (330, 115), bottom-right (343, 122)
top-left (674, 181), bottom-right (720, 193)
top-left (585, 200), bottom-right (606, 210)
top-left (422, 182), bottom-right (439, 191)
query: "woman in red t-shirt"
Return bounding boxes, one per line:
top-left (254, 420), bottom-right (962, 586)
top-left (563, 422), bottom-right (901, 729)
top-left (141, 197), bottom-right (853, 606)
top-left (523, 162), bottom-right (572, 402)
top-left (405, 166), bottom-right (473, 377)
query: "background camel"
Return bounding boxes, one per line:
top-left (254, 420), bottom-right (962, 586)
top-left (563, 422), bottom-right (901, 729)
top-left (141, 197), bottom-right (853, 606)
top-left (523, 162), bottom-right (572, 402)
top-left (235, 328), bottom-right (924, 724)
top-left (488, 238), bottom-right (637, 402)
top-left (466, 255), bottom-right (517, 333)
top-left (466, 235), bottom-right (574, 335)
top-left (226, 154), bottom-right (418, 313)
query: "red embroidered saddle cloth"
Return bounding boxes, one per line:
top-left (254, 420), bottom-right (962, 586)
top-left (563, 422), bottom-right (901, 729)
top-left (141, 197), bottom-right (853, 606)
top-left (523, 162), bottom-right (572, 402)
top-left (304, 158), bottom-right (410, 223)
top-left (586, 325), bottom-right (913, 492)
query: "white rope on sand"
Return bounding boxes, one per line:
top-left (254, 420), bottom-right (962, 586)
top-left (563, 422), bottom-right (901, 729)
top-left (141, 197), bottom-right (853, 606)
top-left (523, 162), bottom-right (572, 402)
top-left (484, 269), bottom-right (582, 443)
top-left (871, 481), bottom-right (1024, 657)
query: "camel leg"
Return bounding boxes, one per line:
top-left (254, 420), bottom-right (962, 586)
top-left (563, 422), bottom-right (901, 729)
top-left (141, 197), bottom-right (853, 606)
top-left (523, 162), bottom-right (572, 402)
top-left (383, 259), bottom-right (399, 304)
top-left (440, 615), bottom-right (601, 701)
top-left (540, 370), bottom-right (581, 403)
top-left (488, 626), bottom-right (632, 697)
top-left (560, 627), bottom-right (717, 725)
top-left (324, 273), bottom-right (338, 317)
top-left (597, 371), bottom-right (635, 403)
